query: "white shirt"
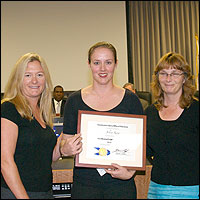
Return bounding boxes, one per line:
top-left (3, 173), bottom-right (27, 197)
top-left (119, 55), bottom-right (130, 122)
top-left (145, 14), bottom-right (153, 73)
top-left (54, 99), bottom-right (62, 114)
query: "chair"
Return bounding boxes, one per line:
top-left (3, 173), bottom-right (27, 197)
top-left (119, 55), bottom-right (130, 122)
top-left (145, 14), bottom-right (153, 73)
top-left (136, 91), bottom-right (152, 105)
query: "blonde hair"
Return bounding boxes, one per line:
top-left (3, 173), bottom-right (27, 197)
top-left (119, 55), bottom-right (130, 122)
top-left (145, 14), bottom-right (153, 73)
top-left (151, 52), bottom-right (198, 110)
top-left (1, 52), bottom-right (53, 128)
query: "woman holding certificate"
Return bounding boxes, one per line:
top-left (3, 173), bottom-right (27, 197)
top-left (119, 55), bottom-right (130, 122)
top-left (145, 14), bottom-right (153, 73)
top-left (145, 52), bottom-right (199, 199)
top-left (60, 41), bottom-right (144, 199)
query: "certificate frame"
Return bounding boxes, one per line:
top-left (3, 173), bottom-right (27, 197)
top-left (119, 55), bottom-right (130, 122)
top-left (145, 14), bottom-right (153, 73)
top-left (75, 110), bottom-right (146, 170)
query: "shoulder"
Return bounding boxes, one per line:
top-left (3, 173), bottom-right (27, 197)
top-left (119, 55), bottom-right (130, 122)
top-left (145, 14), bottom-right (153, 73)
top-left (124, 88), bottom-right (139, 100)
top-left (1, 101), bottom-right (17, 113)
top-left (123, 89), bottom-right (144, 114)
top-left (65, 90), bottom-right (81, 105)
top-left (182, 100), bottom-right (199, 127)
top-left (144, 103), bottom-right (157, 114)
top-left (1, 101), bottom-right (22, 124)
top-left (191, 99), bottom-right (199, 107)
top-left (186, 99), bottom-right (199, 114)
top-left (67, 90), bottom-right (80, 99)
top-left (124, 89), bottom-right (143, 107)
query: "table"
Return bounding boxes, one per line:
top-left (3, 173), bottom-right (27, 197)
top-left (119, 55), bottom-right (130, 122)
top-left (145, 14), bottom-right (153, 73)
top-left (52, 157), bottom-right (74, 183)
top-left (134, 165), bottom-right (152, 199)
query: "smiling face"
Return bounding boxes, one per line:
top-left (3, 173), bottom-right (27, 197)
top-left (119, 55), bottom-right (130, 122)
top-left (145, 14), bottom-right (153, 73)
top-left (21, 60), bottom-right (45, 102)
top-left (53, 86), bottom-right (64, 102)
top-left (88, 47), bottom-right (117, 86)
top-left (158, 67), bottom-right (185, 96)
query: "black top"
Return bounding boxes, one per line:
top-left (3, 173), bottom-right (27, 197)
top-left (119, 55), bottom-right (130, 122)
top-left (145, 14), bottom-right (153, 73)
top-left (52, 98), bottom-right (66, 117)
top-left (145, 100), bottom-right (199, 186)
top-left (1, 101), bottom-right (57, 192)
top-left (63, 89), bottom-right (144, 186)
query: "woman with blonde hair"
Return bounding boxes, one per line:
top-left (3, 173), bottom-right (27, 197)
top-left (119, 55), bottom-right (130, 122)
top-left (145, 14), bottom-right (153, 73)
top-left (145, 52), bottom-right (199, 199)
top-left (1, 53), bottom-right (63, 199)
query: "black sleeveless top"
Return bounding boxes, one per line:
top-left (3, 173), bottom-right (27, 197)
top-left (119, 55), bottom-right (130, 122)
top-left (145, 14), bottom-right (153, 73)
top-left (1, 101), bottom-right (57, 191)
top-left (63, 89), bottom-right (144, 186)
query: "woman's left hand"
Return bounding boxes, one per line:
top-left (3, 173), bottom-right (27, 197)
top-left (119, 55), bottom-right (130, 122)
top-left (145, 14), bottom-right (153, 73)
top-left (105, 163), bottom-right (136, 180)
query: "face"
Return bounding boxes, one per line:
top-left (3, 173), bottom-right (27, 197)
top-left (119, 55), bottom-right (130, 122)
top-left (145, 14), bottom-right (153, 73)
top-left (158, 68), bottom-right (185, 96)
top-left (22, 60), bottom-right (45, 101)
top-left (53, 87), bottom-right (64, 101)
top-left (89, 47), bottom-right (117, 85)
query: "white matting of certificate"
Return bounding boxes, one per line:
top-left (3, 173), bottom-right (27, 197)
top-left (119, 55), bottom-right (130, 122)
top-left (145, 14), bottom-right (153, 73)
top-left (75, 110), bottom-right (146, 170)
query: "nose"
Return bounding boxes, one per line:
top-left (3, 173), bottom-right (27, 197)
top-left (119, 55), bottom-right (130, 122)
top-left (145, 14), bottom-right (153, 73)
top-left (31, 75), bottom-right (38, 83)
top-left (166, 74), bottom-right (173, 81)
top-left (100, 63), bottom-right (106, 71)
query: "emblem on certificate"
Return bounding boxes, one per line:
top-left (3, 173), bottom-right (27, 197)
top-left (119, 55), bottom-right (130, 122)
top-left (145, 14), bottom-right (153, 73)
top-left (75, 110), bottom-right (147, 170)
top-left (94, 147), bottom-right (110, 156)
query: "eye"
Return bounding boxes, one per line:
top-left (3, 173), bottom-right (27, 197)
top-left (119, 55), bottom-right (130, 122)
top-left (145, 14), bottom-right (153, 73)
top-left (37, 73), bottom-right (44, 77)
top-left (24, 73), bottom-right (31, 77)
top-left (105, 61), bottom-right (112, 65)
top-left (172, 72), bottom-right (181, 76)
top-left (159, 72), bottom-right (167, 76)
top-left (172, 72), bottom-right (183, 78)
top-left (93, 61), bottom-right (100, 65)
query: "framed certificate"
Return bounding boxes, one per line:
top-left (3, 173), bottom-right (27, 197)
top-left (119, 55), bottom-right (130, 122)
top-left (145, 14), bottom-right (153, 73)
top-left (75, 110), bottom-right (146, 170)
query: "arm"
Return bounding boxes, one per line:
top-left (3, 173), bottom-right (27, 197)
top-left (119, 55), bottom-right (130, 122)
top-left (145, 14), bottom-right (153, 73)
top-left (52, 132), bottom-right (63, 161)
top-left (60, 133), bottom-right (82, 157)
top-left (105, 163), bottom-right (136, 180)
top-left (1, 118), bottom-right (29, 199)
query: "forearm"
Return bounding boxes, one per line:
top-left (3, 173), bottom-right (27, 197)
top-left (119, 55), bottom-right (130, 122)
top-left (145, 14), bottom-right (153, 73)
top-left (1, 160), bottom-right (29, 199)
top-left (52, 133), bottom-right (63, 161)
top-left (52, 144), bottom-right (62, 161)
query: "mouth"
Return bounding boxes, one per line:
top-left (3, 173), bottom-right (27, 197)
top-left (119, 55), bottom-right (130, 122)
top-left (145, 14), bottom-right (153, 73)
top-left (165, 84), bottom-right (174, 87)
top-left (29, 86), bottom-right (40, 89)
top-left (99, 73), bottom-right (108, 78)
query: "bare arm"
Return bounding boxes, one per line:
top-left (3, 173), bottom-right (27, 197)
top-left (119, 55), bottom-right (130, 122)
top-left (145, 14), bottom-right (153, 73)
top-left (60, 133), bottom-right (82, 157)
top-left (52, 132), bottom-right (63, 161)
top-left (1, 118), bottom-right (29, 199)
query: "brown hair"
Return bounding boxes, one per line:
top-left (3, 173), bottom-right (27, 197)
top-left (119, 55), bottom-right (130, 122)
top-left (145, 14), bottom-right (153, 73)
top-left (151, 52), bottom-right (198, 110)
top-left (88, 41), bottom-right (117, 64)
top-left (123, 83), bottom-right (135, 90)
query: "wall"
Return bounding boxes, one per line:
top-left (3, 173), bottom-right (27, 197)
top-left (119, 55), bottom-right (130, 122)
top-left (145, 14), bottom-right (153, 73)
top-left (1, 1), bottom-right (128, 92)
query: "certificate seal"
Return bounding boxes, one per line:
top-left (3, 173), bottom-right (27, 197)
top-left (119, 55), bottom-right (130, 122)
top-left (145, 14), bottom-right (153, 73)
top-left (99, 148), bottom-right (108, 156)
top-left (94, 147), bottom-right (110, 156)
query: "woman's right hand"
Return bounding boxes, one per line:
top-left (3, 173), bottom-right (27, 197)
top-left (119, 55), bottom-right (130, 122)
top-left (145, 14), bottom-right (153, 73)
top-left (60, 133), bottom-right (82, 157)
